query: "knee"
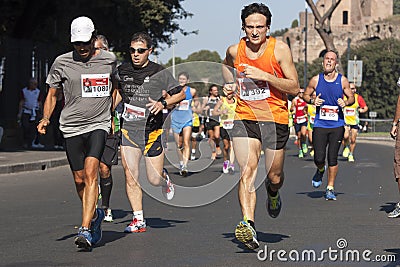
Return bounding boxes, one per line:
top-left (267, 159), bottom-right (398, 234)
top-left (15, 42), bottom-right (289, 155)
top-left (327, 159), bottom-right (338, 167)
top-left (267, 173), bottom-right (284, 190)
top-left (147, 173), bottom-right (163, 186)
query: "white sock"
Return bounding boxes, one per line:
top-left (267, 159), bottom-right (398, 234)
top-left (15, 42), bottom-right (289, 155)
top-left (192, 149), bottom-right (195, 154)
top-left (133, 210), bottom-right (144, 222)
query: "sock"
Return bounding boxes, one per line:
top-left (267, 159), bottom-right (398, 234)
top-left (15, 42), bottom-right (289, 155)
top-left (327, 185), bottom-right (334, 191)
top-left (318, 166), bottom-right (325, 173)
top-left (267, 183), bottom-right (278, 197)
top-left (192, 149), bottom-right (195, 154)
top-left (100, 175), bottom-right (113, 208)
top-left (179, 161), bottom-right (183, 166)
top-left (133, 210), bottom-right (144, 222)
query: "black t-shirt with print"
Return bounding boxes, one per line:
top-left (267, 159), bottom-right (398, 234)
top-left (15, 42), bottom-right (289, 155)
top-left (117, 61), bottom-right (180, 131)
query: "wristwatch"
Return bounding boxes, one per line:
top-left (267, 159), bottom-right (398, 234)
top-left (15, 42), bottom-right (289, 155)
top-left (160, 99), bottom-right (168, 108)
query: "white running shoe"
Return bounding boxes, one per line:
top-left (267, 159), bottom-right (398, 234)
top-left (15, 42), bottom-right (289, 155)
top-left (223, 160), bottom-right (229, 174)
top-left (104, 208), bottom-right (113, 222)
top-left (124, 218), bottom-right (146, 233)
top-left (162, 168), bottom-right (175, 200)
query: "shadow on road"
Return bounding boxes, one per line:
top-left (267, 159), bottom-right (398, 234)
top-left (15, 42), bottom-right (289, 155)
top-left (296, 191), bottom-right (344, 199)
top-left (380, 202), bottom-right (398, 214)
top-left (382, 248), bottom-right (400, 267)
top-left (222, 232), bottom-right (290, 253)
top-left (146, 217), bottom-right (188, 228)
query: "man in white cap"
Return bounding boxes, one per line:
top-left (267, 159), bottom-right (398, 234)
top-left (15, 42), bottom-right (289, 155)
top-left (37, 16), bottom-right (117, 251)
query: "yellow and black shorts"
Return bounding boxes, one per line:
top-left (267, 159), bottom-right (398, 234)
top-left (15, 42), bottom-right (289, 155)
top-left (121, 128), bottom-right (164, 157)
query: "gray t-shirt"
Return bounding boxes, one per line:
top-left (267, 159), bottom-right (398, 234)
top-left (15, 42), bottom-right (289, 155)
top-left (46, 49), bottom-right (117, 138)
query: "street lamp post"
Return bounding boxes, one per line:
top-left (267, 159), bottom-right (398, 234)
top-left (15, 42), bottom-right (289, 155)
top-left (304, 2), bottom-right (308, 89)
top-left (172, 33), bottom-right (175, 78)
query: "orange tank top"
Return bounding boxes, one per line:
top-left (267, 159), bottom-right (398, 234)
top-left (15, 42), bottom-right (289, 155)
top-left (233, 37), bottom-right (288, 124)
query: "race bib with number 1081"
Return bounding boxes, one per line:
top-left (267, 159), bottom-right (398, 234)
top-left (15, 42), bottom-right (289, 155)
top-left (81, 74), bottom-right (110, 97)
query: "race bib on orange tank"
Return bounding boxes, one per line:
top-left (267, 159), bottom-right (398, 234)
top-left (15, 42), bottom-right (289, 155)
top-left (238, 77), bottom-right (270, 101)
top-left (81, 74), bottom-right (110, 97)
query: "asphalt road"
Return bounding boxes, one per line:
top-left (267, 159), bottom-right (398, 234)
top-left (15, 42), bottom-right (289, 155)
top-left (1, 139), bottom-right (400, 267)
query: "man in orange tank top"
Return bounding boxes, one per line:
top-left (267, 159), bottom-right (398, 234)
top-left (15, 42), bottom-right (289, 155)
top-left (222, 3), bottom-right (299, 250)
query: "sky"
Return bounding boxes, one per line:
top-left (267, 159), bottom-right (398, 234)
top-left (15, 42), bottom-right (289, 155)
top-left (156, 0), bottom-right (307, 64)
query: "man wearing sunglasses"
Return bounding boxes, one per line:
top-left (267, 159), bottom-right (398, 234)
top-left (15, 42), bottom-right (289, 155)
top-left (37, 16), bottom-right (117, 251)
top-left (113, 32), bottom-right (185, 234)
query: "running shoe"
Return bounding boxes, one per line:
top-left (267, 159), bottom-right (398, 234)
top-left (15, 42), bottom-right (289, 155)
top-left (228, 163), bottom-right (235, 174)
top-left (104, 208), bottom-right (113, 222)
top-left (302, 143), bottom-right (308, 154)
top-left (223, 160), bottom-right (229, 174)
top-left (298, 149), bottom-right (304, 158)
top-left (211, 152), bottom-right (217, 160)
top-left (342, 146), bottom-right (350, 158)
top-left (162, 168), bottom-right (175, 200)
top-left (180, 165), bottom-right (188, 177)
top-left (31, 141), bottom-right (45, 149)
top-left (388, 202), bottom-right (400, 218)
top-left (74, 227), bottom-right (92, 250)
top-left (91, 208), bottom-right (105, 245)
top-left (190, 153), bottom-right (196, 160)
top-left (266, 182), bottom-right (282, 218)
top-left (234, 216), bottom-right (259, 250)
top-left (312, 166), bottom-right (325, 188)
top-left (309, 149), bottom-right (314, 157)
top-left (124, 218), bottom-right (147, 233)
top-left (216, 147), bottom-right (222, 156)
top-left (325, 188), bottom-right (337, 200)
top-left (348, 154), bottom-right (355, 162)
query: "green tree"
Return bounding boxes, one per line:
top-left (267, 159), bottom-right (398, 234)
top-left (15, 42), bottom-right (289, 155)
top-left (291, 19), bottom-right (299, 28)
top-left (341, 38), bottom-right (400, 118)
top-left (186, 50), bottom-right (221, 63)
top-left (0, 0), bottom-right (195, 55)
top-left (295, 57), bottom-right (323, 89)
top-left (395, 0), bottom-right (400, 15)
top-left (271, 28), bottom-right (288, 37)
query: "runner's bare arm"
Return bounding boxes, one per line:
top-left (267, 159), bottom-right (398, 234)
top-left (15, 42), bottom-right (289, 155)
top-left (391, 94), bottom-right (400, 138)
top-left (152, 86), bottom-right (187, 114)
top-left (222, 45), bottom-right (238, 96)
top-left (37, 87), bottom-right (58, 134)
top-left (112, 89), bottom-right (122, 111)
top-left (211, 99), bottom-right (224, 116)
top-left (303, 75), bottom-right (318, 104)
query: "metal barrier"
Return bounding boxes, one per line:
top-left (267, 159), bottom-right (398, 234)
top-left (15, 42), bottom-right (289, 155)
top-left (359, 118), bottom-right (392, 133)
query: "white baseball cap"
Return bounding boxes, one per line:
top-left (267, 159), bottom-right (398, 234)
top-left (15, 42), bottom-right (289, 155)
top-left (70, 16), bottom-right (95, 42)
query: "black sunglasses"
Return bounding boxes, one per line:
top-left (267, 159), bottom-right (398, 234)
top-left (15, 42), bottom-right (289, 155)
top-left (129, 47), bottom-right (149, 54)
top-left (72, 40), bottom-right (92, 46)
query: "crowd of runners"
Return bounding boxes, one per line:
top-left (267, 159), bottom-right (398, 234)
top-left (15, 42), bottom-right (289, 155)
top-left (36, 2), bottom-right (400, 253)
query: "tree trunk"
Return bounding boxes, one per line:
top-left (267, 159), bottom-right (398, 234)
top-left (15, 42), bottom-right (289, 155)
top-left (306, 0), bottom-right (343, 72)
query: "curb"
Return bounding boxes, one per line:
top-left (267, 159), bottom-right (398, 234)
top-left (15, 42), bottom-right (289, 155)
top-left (0, 157), bottom-right (69, 175)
